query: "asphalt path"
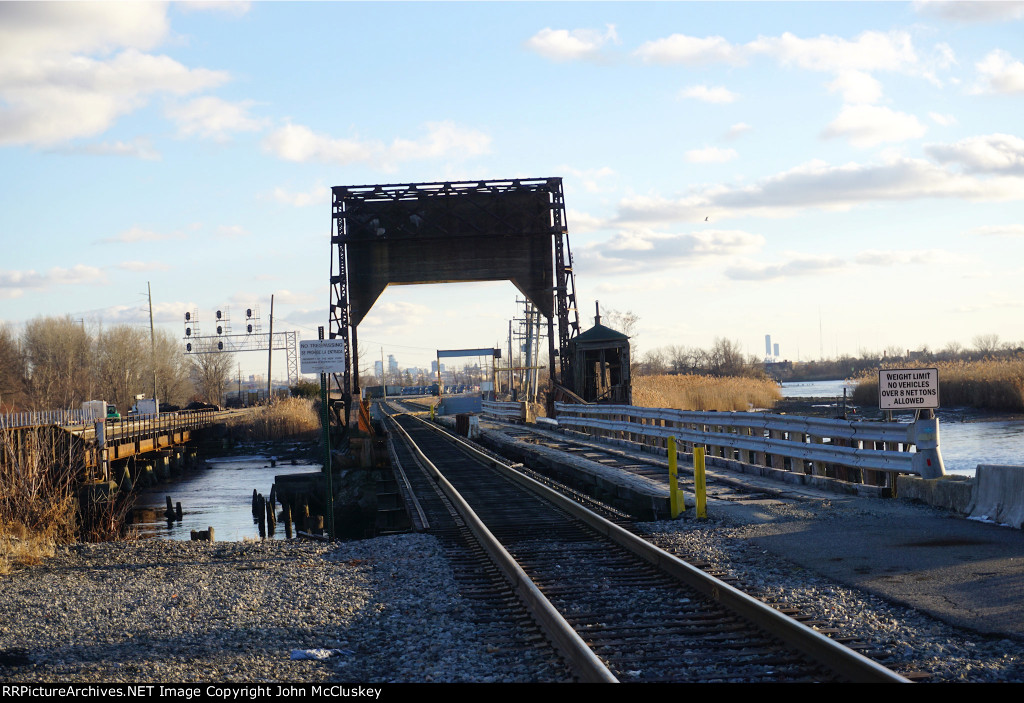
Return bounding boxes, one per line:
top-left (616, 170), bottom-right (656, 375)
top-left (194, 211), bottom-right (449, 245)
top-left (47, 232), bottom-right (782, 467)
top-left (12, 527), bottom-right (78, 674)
top-left (707, 480), bottom-right (1024, 638)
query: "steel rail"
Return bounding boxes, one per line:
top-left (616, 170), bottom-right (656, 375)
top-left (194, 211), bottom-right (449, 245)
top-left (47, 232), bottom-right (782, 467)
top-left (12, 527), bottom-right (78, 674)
top-left (410, 413), bottom-right (912, 684)
top-left (383, 410), bottom-right (618, 683)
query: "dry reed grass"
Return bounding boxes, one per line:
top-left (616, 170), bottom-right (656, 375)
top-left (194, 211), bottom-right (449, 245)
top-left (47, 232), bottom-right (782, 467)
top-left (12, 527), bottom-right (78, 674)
top-left (633, 374), bottom-right (781, 412)
top-left (227, 397), bottom-right (322, 441)
top-left (0, 425), bottom-right (80, 574)
top-left (852, 357), bottom-right (1024, 410)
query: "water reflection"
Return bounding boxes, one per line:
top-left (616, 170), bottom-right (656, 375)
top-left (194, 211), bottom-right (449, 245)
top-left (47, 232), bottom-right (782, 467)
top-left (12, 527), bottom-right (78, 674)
top-left (130, 451), bottom-right (320, 541)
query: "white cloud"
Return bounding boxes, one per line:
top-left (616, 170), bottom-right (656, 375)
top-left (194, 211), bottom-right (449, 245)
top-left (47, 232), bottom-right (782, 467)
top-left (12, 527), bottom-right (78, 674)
top-left (913, 1), bottom-right (1024, 23)
top-left (388, 121), bottom-right (491, 162)
top-left (176, 1), bottom-right (252, 17)
top-left (566, 209), bottom-right (607, 233)
top-left (678, 84), bottom-right (738, 104)
top-left (99, 226), bottom-right (185, 244)
top-left (614, 153), bottom-right (1024, 224)
top-left (748, 31), bottom-right (918, 73)
top-left (167, 97), bottom-right (267, 141)
top-left (685, 147), bottom-right (738, 164)
top-left (0, 265), bottom-right (108, 297)
top-left (827, 70), bottom-right (883, 104)
top-left (853, 249), bottom-right (955, 266)
top-left (967, 224), bottom-right (1024, 237)
top-left (929, 112), bottom-right (958, 126)
top-left (50, 138), bottom-right (161, 160)
top-left (635, 34), bottom-right (744, 65)
top-left (524, 25), bottom-right (619, 62)
top-left (725, 247), bottom-right (952, 282)
top-left (217, 225), bottom-right (248, 238)
top-left (724, 123), bottom-right (752, 140)
top-left (973, 49), bottom-right (1024, 94)
top-left (117, 261), bottom-right (171, 272)
top-left (926, 133), bottom-right (1024, 174)
top-left (821, 105), bottom-right (927, 147)
top-left (0, 3), bottom-right (169, 60)
top-left (272, 185), bottom-right (331, 207)
top-left (262, 121), bottom-right (491, 168)
top-left (638, 30), bottom-right (920, 74)
top-left (582, 228), bottom-right (764, 274)
top-left (0, 3), bottom-right (230, 147)
top-left (726, 255), bottom-right (847, 281)
top-left (560, 166), bottom-right (616, 193)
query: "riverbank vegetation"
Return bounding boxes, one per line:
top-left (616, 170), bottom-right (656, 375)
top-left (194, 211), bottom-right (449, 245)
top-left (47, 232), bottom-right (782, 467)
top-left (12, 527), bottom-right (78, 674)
top-left (0, 426), bottom-right (78, 574)
top-left (852, 356), bottom-right (1024, 411)
top-left (225, 397), bottom-right (321, 441)
top-left (633, 374), bottom-right (781, 412)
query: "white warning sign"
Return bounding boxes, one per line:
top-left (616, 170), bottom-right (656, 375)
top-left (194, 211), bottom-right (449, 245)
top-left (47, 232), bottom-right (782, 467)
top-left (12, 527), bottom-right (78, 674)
top-left (878, 368), bottom-right (939, 410)
top-left (300, 339), bottom-right (347, 374)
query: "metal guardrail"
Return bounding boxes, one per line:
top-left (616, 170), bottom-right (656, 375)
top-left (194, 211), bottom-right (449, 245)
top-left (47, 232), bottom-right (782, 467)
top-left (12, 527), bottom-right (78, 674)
top-left (1, 408), bottom-right (87, 429)
top-left (481, 400), bottom-right (525, 422)
top-left (553, 403), bottom-right (945, 481)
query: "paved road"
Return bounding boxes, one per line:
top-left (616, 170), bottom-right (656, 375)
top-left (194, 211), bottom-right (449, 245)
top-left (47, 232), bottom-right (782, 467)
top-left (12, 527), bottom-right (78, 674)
top-left (707, 479), bottom-right (1024, 638)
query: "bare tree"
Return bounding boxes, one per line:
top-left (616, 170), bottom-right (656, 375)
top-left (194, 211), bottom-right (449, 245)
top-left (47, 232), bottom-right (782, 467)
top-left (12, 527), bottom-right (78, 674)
top-left (636, 348), bottom-right (667, 376)
top-left (94, 325), bottom-right (150, 411)
top-left (23, 315), bottom-right (95, 409)
top-left (189, 340), bottom-right (235, 406)
top-left (0, 324), bottom-right (28, 410)
top-left (973, 333), bottom-right (1001, 355)
top-left (153, 329), bottom-right (192, 406)
top-left (708, 338), bottom-right (746, 377)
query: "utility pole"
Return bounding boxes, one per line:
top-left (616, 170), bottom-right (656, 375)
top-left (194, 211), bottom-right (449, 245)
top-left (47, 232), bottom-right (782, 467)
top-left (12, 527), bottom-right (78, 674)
top-left (267, 294), bottom-right (274, 401)
top-left (148, 282), bottom-right (157, 402)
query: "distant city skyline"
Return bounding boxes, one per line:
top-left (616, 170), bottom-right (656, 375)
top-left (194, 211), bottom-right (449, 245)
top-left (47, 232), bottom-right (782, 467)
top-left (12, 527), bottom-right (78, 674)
top-left (3, 2), bottom-right (1023, 379)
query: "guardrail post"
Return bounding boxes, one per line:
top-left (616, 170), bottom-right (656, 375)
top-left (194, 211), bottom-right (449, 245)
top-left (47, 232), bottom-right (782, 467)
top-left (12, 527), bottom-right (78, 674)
top-left (910, 416), bottom-right (945, 479)
top-left (694, 446), bottom-right (707, 519)
top-left (668, 436), bottom-right (683, 519)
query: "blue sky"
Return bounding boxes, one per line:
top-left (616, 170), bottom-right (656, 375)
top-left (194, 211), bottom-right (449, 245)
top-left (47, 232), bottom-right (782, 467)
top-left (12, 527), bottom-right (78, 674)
top-left (2, 1), bottom-right (1024, 380)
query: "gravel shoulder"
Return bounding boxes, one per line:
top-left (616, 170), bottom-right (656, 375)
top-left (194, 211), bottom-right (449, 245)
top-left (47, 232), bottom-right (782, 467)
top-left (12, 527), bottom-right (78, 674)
top-left (3, 500), bottom-right (1023, 682)
top-left (0, 535), bottom-right (557, 684)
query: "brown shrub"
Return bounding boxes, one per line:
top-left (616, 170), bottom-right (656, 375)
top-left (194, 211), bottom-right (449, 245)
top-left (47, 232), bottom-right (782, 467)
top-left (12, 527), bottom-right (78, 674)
top-left (226, 397), bottom-right (321, 441)
top-left (633, 374), bottom-right (781, 412)
top-left (851, 356), bottom-right (1024, 410)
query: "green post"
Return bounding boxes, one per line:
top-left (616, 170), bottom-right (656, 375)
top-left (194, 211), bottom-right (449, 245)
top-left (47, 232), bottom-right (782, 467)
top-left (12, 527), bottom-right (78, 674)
top-left (668, 436), bottom-right (682, 518)
top-left (694, 446), bottom-right (707, 519)
top-left (318, 326), bottom-right (335, 540)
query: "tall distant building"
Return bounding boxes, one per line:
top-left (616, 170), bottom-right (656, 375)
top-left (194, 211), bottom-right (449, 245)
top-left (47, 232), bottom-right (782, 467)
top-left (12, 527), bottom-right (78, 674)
top-left (374, 360), bottom-right (383, 378)
top-left (388, 354), bottom-right (398, 376)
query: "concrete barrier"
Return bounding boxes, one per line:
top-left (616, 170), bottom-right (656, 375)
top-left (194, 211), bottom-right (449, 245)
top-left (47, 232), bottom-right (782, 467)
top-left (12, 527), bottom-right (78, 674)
top-left (897, 474), bottom-right (974, 514)
top-left (967, 465), bottom-right (1024, 529)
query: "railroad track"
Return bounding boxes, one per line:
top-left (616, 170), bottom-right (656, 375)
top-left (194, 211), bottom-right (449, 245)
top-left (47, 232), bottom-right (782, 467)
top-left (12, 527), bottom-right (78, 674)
top-left (381, 404), bottom-right (910, 683)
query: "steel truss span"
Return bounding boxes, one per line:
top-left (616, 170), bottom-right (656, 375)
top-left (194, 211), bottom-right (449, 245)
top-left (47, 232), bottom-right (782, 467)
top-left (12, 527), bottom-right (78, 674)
top-left (329, 178), bottom-right (580, 421)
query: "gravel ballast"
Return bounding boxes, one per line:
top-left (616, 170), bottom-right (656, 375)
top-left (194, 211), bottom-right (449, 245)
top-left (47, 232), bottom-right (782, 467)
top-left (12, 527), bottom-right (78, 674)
top-left (2, 522), bottom-right (1023, 682)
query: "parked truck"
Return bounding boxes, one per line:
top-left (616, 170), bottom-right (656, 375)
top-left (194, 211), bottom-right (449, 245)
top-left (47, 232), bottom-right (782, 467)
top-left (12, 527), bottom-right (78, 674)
top-left (81, 400), bottom-right (121, 423)
top-left (130, 397), bottom-right (159, 416)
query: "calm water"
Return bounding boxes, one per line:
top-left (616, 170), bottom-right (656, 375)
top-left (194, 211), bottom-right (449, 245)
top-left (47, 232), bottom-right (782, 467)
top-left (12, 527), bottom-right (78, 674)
top-left (781, 380), bottom-right (1024, 475)
top-left (131, 450), bottom-right (320, 541)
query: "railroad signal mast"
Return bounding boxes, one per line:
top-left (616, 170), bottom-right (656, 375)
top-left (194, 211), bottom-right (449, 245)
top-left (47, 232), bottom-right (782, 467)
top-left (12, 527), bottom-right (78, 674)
top-left (183, 305), bottom-right (299, 387)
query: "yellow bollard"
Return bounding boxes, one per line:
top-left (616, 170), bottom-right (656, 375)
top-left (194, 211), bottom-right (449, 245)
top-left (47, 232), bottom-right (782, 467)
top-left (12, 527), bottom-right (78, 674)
top-left (694, 446), bottom-right (707, 519)
top-left (430, 403), bottom-right (435, 421)
top-left (668, 436), bottom-right (683, 518)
